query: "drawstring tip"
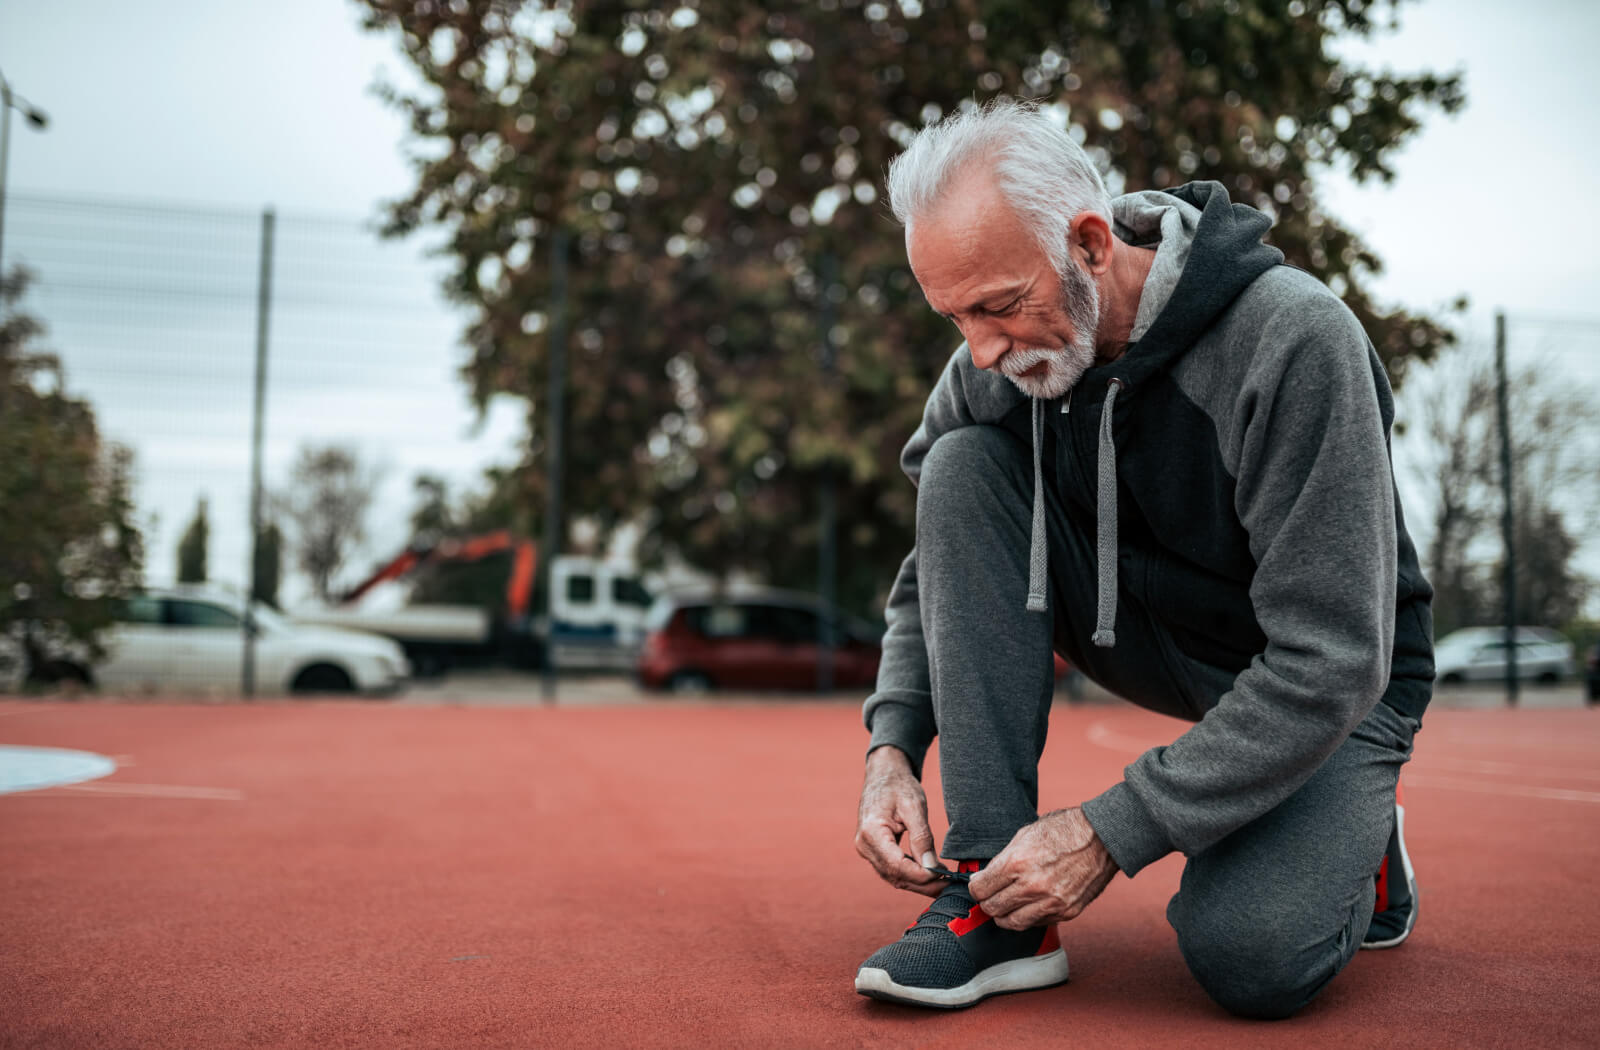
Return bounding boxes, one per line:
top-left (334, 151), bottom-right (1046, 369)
top-left (1091, 629), bottom-right (1116, 648)
top-left (1025, 594), bottom-right (1047, 613)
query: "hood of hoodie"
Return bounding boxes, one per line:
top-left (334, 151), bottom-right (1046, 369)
top-left (1021, 181), bottom-right (1283, 644)
top-left (1080, 180), bottom-right (1283, 400)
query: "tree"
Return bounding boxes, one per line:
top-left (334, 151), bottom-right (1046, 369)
top-left (358, 0), bottom-right (1463, 616)
top-left (177, 497), bottom-right (209, 583)
top-left (278, 445), bottom-right (381, 603)
top-left (1403, 343), bottom-right (1597, 637)
top-left (253, 521), bottom-right (283, 609)
top-left (0, 268), bottom-right (144, 680)
top-left (409, 473), bottom-right (457, 541)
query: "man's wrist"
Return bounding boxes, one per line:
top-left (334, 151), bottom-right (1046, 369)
top-left (865, 743), bottom-right (913, 775)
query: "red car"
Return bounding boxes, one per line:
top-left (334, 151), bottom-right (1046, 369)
top-left (637, 589), bottom-right (882, 692)
top-left (637, 587), bottom-right (1075, 693)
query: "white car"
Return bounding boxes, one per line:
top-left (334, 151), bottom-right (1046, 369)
top-left (8, 587), bottom-right (410, 696)
top-left (1434, 626), bottom-right (1576, 686)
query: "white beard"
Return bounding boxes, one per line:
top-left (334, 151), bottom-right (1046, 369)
top-left (1000, 341), bottom-right (1094, 399)
top-left (998, 260), bottom-right (1101, 400)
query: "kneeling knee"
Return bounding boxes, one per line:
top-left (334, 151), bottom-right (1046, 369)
top-left (919, 426), bottom-right (1020, 497)
top-left (1178, 928), bottom-right (1330, 1020)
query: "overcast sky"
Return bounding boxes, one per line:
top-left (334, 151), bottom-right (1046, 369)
top-left (2, 0), bottom-right (1597, 607)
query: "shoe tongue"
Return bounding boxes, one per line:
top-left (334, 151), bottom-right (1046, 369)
top-left (917, 881), bottom-right (977, 927)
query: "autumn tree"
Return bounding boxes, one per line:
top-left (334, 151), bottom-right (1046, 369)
top-left (357, 0), bottom-right (1463, 616)
top-left (278, 445), bottom-right (381, 603)
top-left (1403, 344), bottom-right (1597, 637)
top-left (0, 268), bottom-right (144, 681)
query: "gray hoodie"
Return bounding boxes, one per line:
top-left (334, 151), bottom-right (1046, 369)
top-left (862, 182), bottom-right (1435, 876)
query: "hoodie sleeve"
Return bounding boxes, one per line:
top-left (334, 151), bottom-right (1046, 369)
top-left (862, 348), bottom-right (1022, 776)
top-left (1083, 291), bottom-right (1400, 876)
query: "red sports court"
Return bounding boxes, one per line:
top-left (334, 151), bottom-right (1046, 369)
top-left (2, 697), bottom-right (1595, 1048)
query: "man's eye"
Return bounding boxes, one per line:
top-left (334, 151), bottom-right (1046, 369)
top-left (994, 299), bottom-right (1020, 316)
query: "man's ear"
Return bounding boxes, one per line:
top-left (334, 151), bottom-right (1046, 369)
top-left (1068, 212), bottom-right (1114, 275)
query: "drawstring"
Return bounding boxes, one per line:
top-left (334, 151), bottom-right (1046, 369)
top-left (1026, 380), bottom-right (1123, 649)
top-left (1026, 397), bottom-right (1048, 613)
top-left (1092, 380), bottom-right (1123, 647)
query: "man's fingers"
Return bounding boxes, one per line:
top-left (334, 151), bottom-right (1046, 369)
top-left (993, 902), bottom-right (1055, 931)
top-left (856, 821), bottom-right (903, 869)
top-left (968, 854), bottom-right (1018, 900)
top-left (901, 807), bottom-right (937, 871)
top-left (976, 880), bottom-right (1027, 918)
top-left (857, 821), bottom-right (942, 895)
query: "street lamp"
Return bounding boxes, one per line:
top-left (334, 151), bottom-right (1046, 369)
top-left (0, 68), bottom-right (50, 282)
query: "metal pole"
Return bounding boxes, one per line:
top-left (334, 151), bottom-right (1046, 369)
top-left (539, 226), bottom-right (569, 703)
top-left (816, 253), bottom-right (838, 693)
top-left (0, 72), bottom-right (49, 293)
top-left (0, 77), bottom-right (12, 280)
top-left (1494, 309), bottom-right (1518, 706)
top-left (244, 207), bottom-right (275, 698)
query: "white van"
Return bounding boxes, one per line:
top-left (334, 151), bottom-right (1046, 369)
top-left (546, 556), bottom-right (654, 670)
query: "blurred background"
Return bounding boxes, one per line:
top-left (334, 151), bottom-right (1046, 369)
top-left (0, 0), bottom-right (1595, 702)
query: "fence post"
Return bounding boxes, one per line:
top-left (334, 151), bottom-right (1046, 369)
top-left (816, 252), bottom-right (839, 693)
top-left (540, 226), bottom-right (569, 704)
top-left (243, 207), bottom-right (274, 698)
top-left (1494, 309), bottom-right (1518, 706)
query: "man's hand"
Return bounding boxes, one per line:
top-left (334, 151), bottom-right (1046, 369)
top-left (968, 807), bottom-right (1119, 929)
top-left (854, 746), bottom-right (943, 897)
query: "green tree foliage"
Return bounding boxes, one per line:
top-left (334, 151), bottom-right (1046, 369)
top-left (358, 0), bottom-right (1462, 616)
top-left (0, 269), bottom-right (144, 675)
top-left (253, 521), bottom-right (283, 609)
top-left (279, 445), bottom-right (381, 603)
top-left (177, 497), bottom-right (209, 584)
top-left (409, 473), bottom-right (458, 540)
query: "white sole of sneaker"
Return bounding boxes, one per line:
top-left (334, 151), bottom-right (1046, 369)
top-left (855, 947), bottom-right (1070, 1009)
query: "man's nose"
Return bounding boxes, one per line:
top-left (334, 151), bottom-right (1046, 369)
top-left (966, 322), bottom-right (1009, 371)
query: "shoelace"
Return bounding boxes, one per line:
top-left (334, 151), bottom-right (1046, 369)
top-left (909, 885), bottom-right (980, 933)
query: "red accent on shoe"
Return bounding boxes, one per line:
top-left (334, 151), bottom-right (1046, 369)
top-left (948, 903), bottom-right (991, 937)
top-left (957, 859), bottom-right (983, 874)
top-left (1036, 925), bottom-right (1061, 955)
top-left (1374, 855), bottom-right (1391, 914)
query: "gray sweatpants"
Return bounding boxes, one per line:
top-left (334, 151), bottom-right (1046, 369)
top-left (917, 425), bottom-right (1417, 1019)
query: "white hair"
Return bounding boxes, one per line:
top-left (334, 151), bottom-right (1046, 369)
top-left (885, 96), bottom-right (1112, 276)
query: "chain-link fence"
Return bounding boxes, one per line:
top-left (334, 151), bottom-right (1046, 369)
top-left (5, 192), bottom-right (527, 695)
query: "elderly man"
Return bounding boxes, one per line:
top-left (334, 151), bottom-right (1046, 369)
top-left (852, 98), bottom-right (1433, 1018)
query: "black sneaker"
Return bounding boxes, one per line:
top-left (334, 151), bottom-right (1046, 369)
top-left (855, 861), bottom-right (1070, 1008)
top-left (1362, 781), bottom-right (1418, 949)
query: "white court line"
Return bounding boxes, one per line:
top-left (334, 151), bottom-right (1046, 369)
top-left (1085, 720), bottom-right (1167, 755)
top-left (1404, 774), bottom-right (1600, 805)
top-left (1086, 719), bottom-right (1600, 804)
top-left (1423, 755), bottom-right (1600, 783)
top-left (55, 782), bottom-right (245, 801)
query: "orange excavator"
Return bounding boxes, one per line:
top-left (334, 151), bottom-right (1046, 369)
top-left (340, 530), bottom-right (538, 627)
top-left (310, 531), bottom-right (542, 675)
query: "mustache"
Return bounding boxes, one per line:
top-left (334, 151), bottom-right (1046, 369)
top-left (999, 347), bottom-right (1061, 375)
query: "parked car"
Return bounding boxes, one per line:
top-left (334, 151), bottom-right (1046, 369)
top-left (637, 588), bottom-right (883, 692)
top-left (1585, 641), bottom-right (1599, 704)
top-left (1433, 626), bottom-right (1576, 686)
top-left (4, 586), bottom-right (409, 696)
top-left (636, 587), bottom-right (1075, 693)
